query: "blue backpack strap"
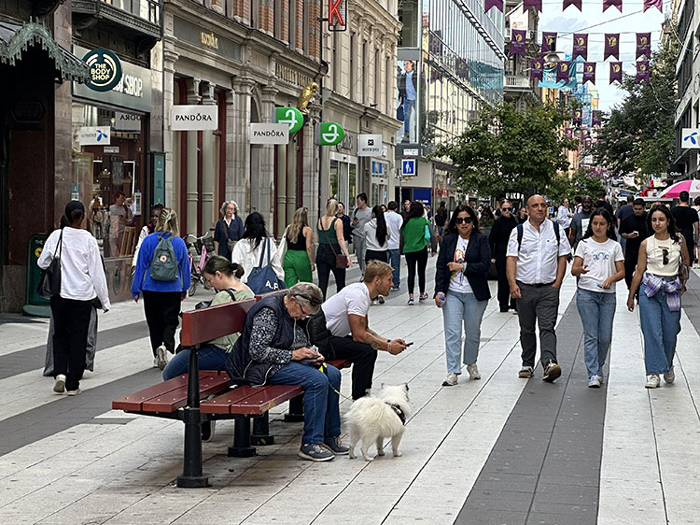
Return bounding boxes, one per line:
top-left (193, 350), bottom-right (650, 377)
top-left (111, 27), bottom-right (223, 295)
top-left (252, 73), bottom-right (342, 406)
top-left (553, 222), bottom-right (561, 246)
top-left (517, 224), bottom-right (524, 251)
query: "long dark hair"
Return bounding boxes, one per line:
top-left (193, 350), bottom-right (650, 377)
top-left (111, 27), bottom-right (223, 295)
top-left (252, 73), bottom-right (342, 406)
top-left (401, 201), bottom-right (424, 230)
top-left (242, 211), bottom-right (270, 249)
top-left (444, 205), bottom-right (480, 235)
top-left (647, 204), bottom-right (682, 244)
top-left (582, 209), bottom-right (616, 241)
top-left (371, 205), bottom-right (388, 246)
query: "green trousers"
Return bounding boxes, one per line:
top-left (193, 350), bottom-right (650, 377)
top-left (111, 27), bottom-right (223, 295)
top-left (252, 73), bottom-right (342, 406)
top-left (284, 249), bottom-right (312, 287)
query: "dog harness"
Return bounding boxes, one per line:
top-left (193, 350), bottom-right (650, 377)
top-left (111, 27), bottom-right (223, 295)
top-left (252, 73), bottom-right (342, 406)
top-left (388, 403), bottom-right (407, 425)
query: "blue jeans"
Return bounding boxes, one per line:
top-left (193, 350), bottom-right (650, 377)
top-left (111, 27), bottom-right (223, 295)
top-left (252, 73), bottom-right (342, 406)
top-left (576, 289), bottom-right (616, 378)
top-left (403, 98), bottom-right (415, 137)
top-left (442, 291), bottom-right (488, 373)
top-left (269, 362), bottom-right (341, 445)
top-left (639, 283), bottom-right (681, 375)
top-left (389, 248), bottom-right (401, 288)
top-left (162, 343), bottom-right (229, 381)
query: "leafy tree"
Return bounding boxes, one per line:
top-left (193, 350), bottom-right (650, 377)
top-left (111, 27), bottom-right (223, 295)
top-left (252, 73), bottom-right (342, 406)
top-left (431, 102), bottom-right (578, 199)
top-left (591, 27), bottom-right (678, 179)
top-left (546, 168), bottom-right (605, 206)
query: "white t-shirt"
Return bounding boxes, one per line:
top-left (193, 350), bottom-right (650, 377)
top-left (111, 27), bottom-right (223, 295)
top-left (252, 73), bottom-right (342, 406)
top-left (322, 282), bottom-right (371, 337)
top-left (449, 237), bottom-right (473, 294)
top-left (385, 211), bottom-right (403, 250)
top-left (574, 237), bottom-right (624, 293)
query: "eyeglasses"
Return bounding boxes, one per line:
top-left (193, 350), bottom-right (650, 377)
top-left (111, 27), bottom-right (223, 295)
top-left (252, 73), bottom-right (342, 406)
top-left (502, 207), bottom-right (512, 211)
top-left (454, 217), bottom-right (473, 224)
top-left (661, 248), bottom-right (669, 265)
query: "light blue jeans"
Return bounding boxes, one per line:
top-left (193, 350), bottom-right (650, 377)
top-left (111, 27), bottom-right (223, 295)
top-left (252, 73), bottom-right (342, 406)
top-left (576, 289), bottom-right (616, 378)
top-left (442, 291), bottom-right (488, 374)
top-left (639, 282), bottom-right (681, 375)
top-left (269, 362), bottom-right (341, 445)
top-left (389, 248), bottom-right (401, 288)
top-left (162, 344), bottom-right (229, 381)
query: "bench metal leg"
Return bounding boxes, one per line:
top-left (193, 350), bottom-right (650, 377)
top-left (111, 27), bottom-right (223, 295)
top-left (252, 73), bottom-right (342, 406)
top-left (284, 394), bottom-right (304, 422)
top-left (251, 413), bottom-right (274, 446)
top-left (229, 417), bottom-right (256, 457)
top-left (177, 346), bottom-right (208, 488)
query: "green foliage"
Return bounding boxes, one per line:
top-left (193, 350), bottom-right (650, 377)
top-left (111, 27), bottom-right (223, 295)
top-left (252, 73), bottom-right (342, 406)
top-left (546, 168), bottom-right (605, 205)
top-left (431, 102), bottom-right (578, 199)
top-left (592, 28), bottom-right (678, 178)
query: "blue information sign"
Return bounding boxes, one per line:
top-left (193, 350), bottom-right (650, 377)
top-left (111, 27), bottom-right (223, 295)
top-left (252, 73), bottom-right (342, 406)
top-left (401, 159), bottom-right (416, 177)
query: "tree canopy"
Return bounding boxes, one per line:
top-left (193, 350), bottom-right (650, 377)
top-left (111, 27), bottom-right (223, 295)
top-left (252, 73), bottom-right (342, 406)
top-left (431, 102), bottom-right (578, 200)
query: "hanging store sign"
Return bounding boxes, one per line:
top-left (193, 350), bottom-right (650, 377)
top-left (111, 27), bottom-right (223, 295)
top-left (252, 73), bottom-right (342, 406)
top-left (358, 134), bottom-right (382, 157)
top-left (114, 112), bottom-right (141, 132)
top-left (171, 105), bottom-right (218, 131)
top-left (275, 107), bottom-right (304, 134)
top-left (77, 126), bottom-right (111, 146)
top-left (318, 122), bottom-right (345, 146)
top-left (83, 48), bottom-right (122, 92)
top-left (682, 129), bottom-right (700, 149)
top-left (328, 0), bottom-right (348, 31)
top-left (250, 123), bottom-right (289, 144)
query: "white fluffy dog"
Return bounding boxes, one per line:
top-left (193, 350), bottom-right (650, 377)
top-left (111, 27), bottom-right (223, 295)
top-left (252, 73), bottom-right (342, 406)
top-left (346, 384), bottom-right (410, 461)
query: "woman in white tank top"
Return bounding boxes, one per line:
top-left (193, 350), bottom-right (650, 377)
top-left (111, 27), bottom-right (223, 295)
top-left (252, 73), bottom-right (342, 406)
top-left (627, 205), bottom-right (690, 389)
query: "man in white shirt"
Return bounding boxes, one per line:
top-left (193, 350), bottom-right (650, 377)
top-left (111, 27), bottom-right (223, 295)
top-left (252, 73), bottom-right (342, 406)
top-left (320, 261), bottom-right (408, 399)
top-left (385, 201), bottom-right (404, 290)
top-left (506, 195), bottom-right (572, 382)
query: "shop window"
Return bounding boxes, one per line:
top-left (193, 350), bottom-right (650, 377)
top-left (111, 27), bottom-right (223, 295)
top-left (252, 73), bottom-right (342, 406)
top-left (72, 102), bottom-right (147, 260)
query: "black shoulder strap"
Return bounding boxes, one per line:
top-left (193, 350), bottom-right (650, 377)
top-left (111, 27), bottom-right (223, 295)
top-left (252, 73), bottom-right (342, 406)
top-left (517, 224), bottom-right (524, 251)
top-left (553, 222), bottom-right (561, 246)
top-left (224, 288), bottom-right (237, 301)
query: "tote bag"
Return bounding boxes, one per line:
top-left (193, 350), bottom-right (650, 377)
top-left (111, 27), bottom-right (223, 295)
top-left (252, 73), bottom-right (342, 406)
top-left (38, 230), bottom-right (63, 298)
top-left (247, 238), bottom-right (286, 294)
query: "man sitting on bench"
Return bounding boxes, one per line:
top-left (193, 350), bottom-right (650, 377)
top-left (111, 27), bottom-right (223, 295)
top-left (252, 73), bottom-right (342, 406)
top-left (319, 260), bottom-right (408, 399)
top-left (226, 282), bottom-right (348, 462)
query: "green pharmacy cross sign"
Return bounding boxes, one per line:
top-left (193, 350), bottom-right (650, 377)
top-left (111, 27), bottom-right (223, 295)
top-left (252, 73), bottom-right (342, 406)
top-left (319, 122), bottom-right (345, 146)
top-left (275, 107), bottom-right (304, 134)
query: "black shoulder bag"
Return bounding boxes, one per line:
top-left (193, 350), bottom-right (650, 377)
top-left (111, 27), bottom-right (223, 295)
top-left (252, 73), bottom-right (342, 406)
top-left (38, 230), bottom-right (63, 298)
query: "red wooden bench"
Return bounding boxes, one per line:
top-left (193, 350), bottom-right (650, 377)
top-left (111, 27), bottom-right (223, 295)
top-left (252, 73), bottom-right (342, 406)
top-left (112, 294), bottom-right (349, 488)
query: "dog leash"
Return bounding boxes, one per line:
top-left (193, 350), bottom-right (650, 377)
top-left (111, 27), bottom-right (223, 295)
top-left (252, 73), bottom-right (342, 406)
top-left (315, 362), bottom-right (355, 402)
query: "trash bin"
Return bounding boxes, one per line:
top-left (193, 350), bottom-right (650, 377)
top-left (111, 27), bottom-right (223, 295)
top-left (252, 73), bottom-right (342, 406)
top-left (22, 233), bottom-right (51, 317)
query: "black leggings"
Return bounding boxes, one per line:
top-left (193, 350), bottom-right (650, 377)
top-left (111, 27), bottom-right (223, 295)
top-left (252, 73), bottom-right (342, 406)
top-left (50, 296), bottom-right (93, 391)
top-left (405, 247), bottom-right (428, 295)
top-left (142, 290), bottom-right (182, 355)
top-left (316, 243), bottom-right (346, 299)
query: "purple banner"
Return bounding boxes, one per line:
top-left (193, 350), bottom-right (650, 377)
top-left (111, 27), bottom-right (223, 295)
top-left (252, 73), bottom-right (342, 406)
top-left (572, 33), bottom-right (588, 60)
top-left (565, 128), bottom-right (574, 139)
top-left (592, 110), bottom-right (602, 127)
top-left (603, 0), bottom-right (622, 11)
top-left (556, 61), bottom-right (571, 83)
top-left (541, 32), bottom-right (557, 55)
top-left (523, 0), bottom-right (542, 11)
top-left (636, 60), bottom-right (650, 83)
top-left (609, 62), bottom-right (623, 84)
top-left (563, 0), bottom-right (582, 9)
top-left (584, 138), bottom-right (592, 150)
top-left (643, 0), bottom-right (662, 11)
top-left (637, 33), bottom-right (652, 59)
top-left (509, 29), bottom-right (526, 57)
top-left (485, 0), bottom-right (504, 12)
top-left (604, 34), bottom-right (620, 60)
top-left (530, 59), bottom-right (544, 81)
top-left (583, 62), bottom-right (596, 85)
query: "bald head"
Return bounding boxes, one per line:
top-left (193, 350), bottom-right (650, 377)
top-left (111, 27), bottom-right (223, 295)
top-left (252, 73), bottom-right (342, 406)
top-left (526, 194), bottom-right (548, 224)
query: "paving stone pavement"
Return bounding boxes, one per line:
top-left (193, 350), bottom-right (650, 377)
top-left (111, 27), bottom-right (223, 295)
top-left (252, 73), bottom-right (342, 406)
top-left (1, 257), bottom-right (699, 524)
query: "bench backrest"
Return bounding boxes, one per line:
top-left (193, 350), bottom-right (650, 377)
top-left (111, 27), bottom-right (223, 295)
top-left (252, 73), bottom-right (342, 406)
top-left (180, 298), bottom-right (257, 347)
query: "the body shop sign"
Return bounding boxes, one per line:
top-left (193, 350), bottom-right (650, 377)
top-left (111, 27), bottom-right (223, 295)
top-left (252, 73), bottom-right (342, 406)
top-left (83, 48), bottom-right (122, 92)
top-left (171, 105), bottom-right (218, 131)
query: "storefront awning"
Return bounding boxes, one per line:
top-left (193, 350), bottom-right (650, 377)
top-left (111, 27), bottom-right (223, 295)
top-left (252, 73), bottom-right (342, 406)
top-left (0, 21), bottom-right (90, 83)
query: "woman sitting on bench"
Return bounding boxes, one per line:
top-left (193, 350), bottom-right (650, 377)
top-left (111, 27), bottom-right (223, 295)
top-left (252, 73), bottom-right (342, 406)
top-left (162, 256), bottom-right (254, 380)
top-left (226, 282), bottom-right (349, 462)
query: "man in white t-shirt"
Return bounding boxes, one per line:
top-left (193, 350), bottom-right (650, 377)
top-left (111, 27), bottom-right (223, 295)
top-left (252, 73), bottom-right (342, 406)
top-left (385, 201), bottom-right (404, 290)
top-left (320, 260), bottom-right (408, 399)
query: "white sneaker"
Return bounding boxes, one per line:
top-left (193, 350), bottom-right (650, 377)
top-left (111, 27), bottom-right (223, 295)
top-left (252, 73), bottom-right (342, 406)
top-left (66, 388), bottom-right (82, 396)
top-left (156, 345), bottom-right (168, 370)
top-left (442, 372), bottom-right (458, 386)
top-left (663, 366), bottom-right (675, 384)
top-left (588, 375), bottom-right (601, 388)
top-left (153, 358), bottom-right (160, 369)
top-left (53, 374), bottom-right (66, 393)
top-left (645, 374), bottom-right (660, 389)
top-left (467, 364), bottom-right (481, 380)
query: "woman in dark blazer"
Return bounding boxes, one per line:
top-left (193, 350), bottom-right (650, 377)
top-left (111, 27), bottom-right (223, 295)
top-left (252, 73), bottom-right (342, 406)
top-left (434, 204), bottom-right (491, 387)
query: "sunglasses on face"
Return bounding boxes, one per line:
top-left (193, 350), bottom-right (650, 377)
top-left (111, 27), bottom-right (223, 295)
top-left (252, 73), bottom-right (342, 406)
top-left (455, 217), bottom-right (473, 224)
top-left (661, 248), bottom-right (669, 265)
top-left (502, 207), bottom-right (512, 211)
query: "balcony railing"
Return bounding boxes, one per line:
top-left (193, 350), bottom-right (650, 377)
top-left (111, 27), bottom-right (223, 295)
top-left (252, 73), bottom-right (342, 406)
top-left (505, 75), bottom-right (532, 90)
top-left (100, 0), bottom-right (161, 25)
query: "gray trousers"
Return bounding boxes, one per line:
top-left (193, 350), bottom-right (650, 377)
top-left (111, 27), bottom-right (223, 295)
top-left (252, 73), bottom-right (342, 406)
top-left (516, 282), bottom-right (560, 369)
top-left (353, 235), bottom-right (367, 274)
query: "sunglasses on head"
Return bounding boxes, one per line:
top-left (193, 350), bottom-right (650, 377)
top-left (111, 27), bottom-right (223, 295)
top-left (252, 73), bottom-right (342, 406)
top-left (661, 248), bottom-right (669, 265)
top-left (455, 217), bottom-right (473, 224)
top-left (294, 294), bottom-right (322, 308)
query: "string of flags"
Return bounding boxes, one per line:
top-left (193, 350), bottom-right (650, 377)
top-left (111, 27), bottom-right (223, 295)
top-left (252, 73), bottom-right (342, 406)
top-left (509, 31), bottom-right (653, 85)
top-left (486, 0), bottom-right (662, 12)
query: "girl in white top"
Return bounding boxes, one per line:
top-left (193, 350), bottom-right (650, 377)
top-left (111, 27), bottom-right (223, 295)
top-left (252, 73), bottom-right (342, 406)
top-left (627, 205), bottom-right (690, 389)
top-left (363, 205), bottom-right (390, 304)
top-left (230, 211), bottom-right (284, 287)
top-left (571, 209), bottom-right (624, 388)
top-left (38, 201), bottom-right (110, 396)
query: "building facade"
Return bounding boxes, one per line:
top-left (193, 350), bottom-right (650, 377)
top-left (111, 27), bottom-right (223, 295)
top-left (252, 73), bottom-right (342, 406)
top-left (673, 0), bottom-right (698, 179)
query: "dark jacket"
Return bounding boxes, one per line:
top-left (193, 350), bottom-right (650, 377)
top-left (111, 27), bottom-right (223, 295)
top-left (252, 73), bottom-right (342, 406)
top-left (488, 215), bottom-right (519, 259)
top-left (214, 215), bottom-right (244, 258)
top-left (434, 232), bottom-right (492, 302)
top-left (225, 294), bottom-right (301, 386)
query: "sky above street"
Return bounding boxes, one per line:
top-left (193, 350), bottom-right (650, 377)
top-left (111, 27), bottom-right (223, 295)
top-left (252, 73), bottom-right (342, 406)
top-left (538, 0), bottom-right (667, 111)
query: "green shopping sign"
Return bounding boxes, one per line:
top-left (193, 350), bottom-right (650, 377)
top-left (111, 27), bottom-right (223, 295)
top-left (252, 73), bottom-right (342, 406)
top-left (275, 107), bottom-right (304, 134)
top-left (318, 122), bottom-right (345, 146)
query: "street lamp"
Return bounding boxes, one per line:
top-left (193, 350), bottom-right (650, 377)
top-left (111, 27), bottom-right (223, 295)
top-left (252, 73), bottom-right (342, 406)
top-left (543, 51), bottom-right (561, 68)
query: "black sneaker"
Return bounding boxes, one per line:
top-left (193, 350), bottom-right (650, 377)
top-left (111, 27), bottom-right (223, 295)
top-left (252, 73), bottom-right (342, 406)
top-left (543, 361), bottom-right (562, 383)
top-left (323, 436), bottom-right (349, 455)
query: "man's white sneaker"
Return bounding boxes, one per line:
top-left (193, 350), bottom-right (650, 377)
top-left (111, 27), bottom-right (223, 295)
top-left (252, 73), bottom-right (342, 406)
top-left (588, 375), bottom-right (601, 388)
top-left (663, 366), bottom-right (675, 384)
top-left (518, 366), bottom-right (534, 378)
top-left (156, 345), bottom-right (168, 370)
top-left (442, 372), bottom-right (458, 386)
top-left (645, 374), bottom-right (660, 389)
top-left (467, 364), bottom-right (481, 380)
top-left (53, 374), bottom-right (66, 393)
